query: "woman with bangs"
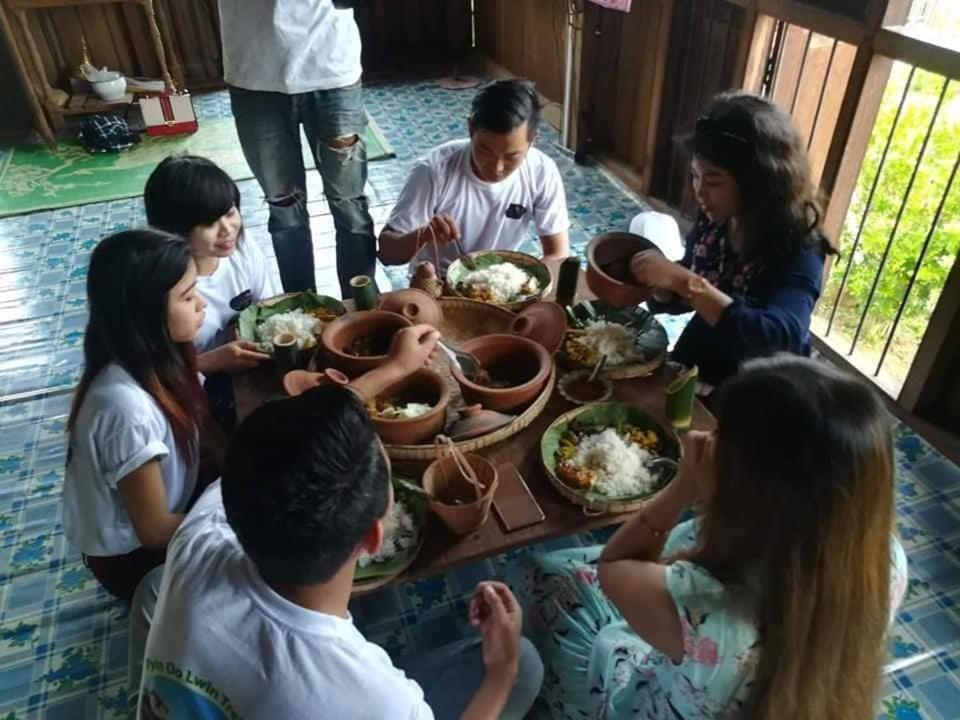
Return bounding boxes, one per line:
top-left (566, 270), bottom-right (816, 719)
top-left (630, 91), bottom-right (835, 389)
top-left (144, 154), bottom-right (280, 375)
top-left (63, 229), bottom-right (209, 602)
top-left (517, 356), bottom-right (908, 719)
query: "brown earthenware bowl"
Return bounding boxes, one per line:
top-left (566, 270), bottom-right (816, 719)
top-left (450, 334), bottom-right (552, 412)
top-left (368, 368), bottom-right (450, 446)
top-left (320, 311), bottom-right (413, 376)
top-left (586, 232), bottom-right (662, 307)
top-left (377, 288), bottom-right (444, 328)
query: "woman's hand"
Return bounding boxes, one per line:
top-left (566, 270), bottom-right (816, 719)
top-left (629, 250), bottom-right (690, 293)
top-left (387, 324), bottom-right (440, 375)
top-left (199, 340), bottom-right (270, 374)
top-left (673, 430), bottom-right (717, 505)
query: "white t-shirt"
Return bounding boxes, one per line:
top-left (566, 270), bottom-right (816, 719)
top-left (218, 0), bottom-right (362, 94)
top-left (63, 364), bottom-right (198, 557)
top-left (195, 239), bottom-right (280, 354)
top-left (139, 482), bottom-right (434, 720)
top-left (385, 139), bottom-right (570, 273)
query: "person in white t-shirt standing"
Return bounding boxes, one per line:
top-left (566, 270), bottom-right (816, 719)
top-left (379, 79), bottom-right (571, 273)
top-left (134, 331), bottom-right (543, 719)
top-left (218, 0), bottom-right (376, 296)
top-left (145, 155), bottom-right (280, 430)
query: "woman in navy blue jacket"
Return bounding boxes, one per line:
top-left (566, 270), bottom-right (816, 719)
top-left (632, 91), bottom-right (834, 387)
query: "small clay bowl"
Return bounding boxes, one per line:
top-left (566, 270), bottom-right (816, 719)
top-left (558, 370), bottom-right (613, 405)
top-left (377, 288), bottom-right (443, 328)
top-left (586, 232), bottom-right (662, 307)
top-left (320, 311), bottom-right (413, 376)
top-left (451, 334), bottom-right (552, 413)
top-left (282, 368), bottom-right (351, 397)
top-left (369, 368), bottom-right (450, 446)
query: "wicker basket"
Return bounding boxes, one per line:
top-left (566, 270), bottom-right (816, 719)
top-left (443, 250), bottom-right (554, 312)
top-left (422, 439), bottom-right (499, 535)
top-left (436, 297), bottom-right (515, 344)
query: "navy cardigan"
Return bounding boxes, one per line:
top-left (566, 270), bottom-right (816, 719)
top-left (648, 224), bottom-right (826, 387)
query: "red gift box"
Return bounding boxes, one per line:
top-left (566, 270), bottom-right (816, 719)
top-left (139, 93), bottom-right (198, 136)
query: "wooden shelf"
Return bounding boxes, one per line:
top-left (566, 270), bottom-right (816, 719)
top-left (58, 92), bottom-right (133, 116)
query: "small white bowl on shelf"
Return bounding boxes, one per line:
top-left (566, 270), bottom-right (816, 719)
top-left (90, 72), bottom-right (127, 102)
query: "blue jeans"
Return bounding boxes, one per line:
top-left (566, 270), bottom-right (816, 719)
top-left (230, 83), bottom-right (376, 296)
top-left (397, 637), bottom-right (544, 719)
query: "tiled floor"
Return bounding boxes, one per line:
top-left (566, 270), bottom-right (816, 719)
top-left (0, 80), bottom-right (958, 719)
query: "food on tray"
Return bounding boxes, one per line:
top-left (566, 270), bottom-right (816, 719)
top-left (367, 398), bottom-right (433, 420)
top-left (458, 262), bottom-right (540, 304)
top-left (257, 309), bottom-right (323, 351)
top-left (555, 423), bottom-right (661, 497)
top-left (344, 331), bottom-right (393, 357)
top-left (468, 361), bottom-right (533, 389)
top-left (357, 497), bottom-right (419, 568)
top-left (564, 320), bottom-right (645, 367)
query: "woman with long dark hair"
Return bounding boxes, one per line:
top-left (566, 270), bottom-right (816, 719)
top-left (630, 91), bottom-right (835, 388)
top-left (63, 229), bottom-right (208, 601)
top-left (517, 356), bottom-right (908, 719)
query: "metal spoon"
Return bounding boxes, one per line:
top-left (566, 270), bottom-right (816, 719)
top-left (453, 237), bottom-right (478, 270)
top-left (438, 338), bottom-right (483, 378)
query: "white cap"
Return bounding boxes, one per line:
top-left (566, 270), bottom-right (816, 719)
top-left (628, 211), bottom-right (685, 262)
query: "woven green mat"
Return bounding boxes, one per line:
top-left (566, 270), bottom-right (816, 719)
top-left (0, 114), bottom-right (395, 217)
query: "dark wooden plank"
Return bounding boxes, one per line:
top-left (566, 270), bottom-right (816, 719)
top-left (444, 0), bottom-right (471, 59)
top-left (102, 4), bottom-right (136, 75)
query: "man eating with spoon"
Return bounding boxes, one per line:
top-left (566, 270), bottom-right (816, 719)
top-left (378, 79), bottom-right (571, 275)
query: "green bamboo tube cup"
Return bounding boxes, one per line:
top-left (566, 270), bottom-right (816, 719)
top-left (350, 274), bottom-right (378, 311)
top-left (272, 332), bottom-right (299, 379)
top-left (665, 365), bottom-right (698, 432)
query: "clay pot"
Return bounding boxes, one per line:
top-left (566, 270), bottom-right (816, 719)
top-left (369, 368), bottom-right (450, 445)
top-left (282, 368), bottom-right (350, 397)
top-left (422, 452), bottom-right (498, 535)
top-left (451, 334), bottom-right (552, 412)
top-left (586, 232), bottom-right (662, 307)
top-left (377, 288), bottom-right (444, 328)
top-left (510, 301), bottom-right (568, 355)
top-left (320, 311), bottom-right (413, 376)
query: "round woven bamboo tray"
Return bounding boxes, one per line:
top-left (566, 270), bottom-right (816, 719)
top-left (443, 250), bottom-right (554, 312)
top-left (541, 402), bottom-right (681, 514)
top-left (436, 297), bottom-right (515, 343)
top-left (383, 366), bottom-right (556, 460)
top-left (558, 349), bottom-right (667, 380)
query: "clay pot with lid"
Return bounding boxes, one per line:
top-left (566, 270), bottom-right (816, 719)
top-left (377, 288), bottom-right (443, 328)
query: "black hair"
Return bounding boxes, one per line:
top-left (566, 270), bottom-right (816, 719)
top-left (682, 91), bottom-right (834, 260)
top-left (222, 385), bottom-right (390, 587)
top-left (470, 78), bottom-right (542, 139)
top-left (144, 155), bottom-right (242, 238)
top-left (68, 229), bottom-right (205, 461)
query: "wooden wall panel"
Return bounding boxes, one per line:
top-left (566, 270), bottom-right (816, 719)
top-left (475, 0), bottom-right (565, 102)
top-left (0, 0), bottom-right (473, 136)
top-left (649, 0), bottom-right (750, 215)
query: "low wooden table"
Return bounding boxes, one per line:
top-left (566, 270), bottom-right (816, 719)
top-left (233, 363), bottom-right (714, 589)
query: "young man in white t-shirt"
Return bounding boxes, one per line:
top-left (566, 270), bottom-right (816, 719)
top-left (218, 0), bottom-right (376, 296)
top-left (133, 327), bottom-right (543, 719)
top-left (379, 79), bottom-right (571, 273)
